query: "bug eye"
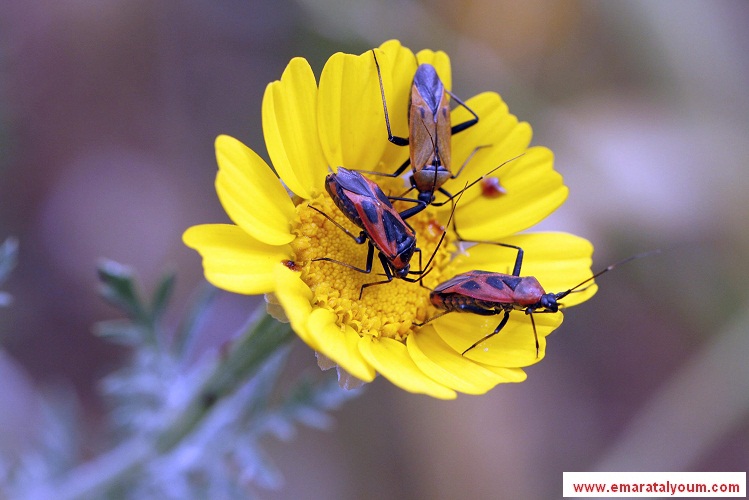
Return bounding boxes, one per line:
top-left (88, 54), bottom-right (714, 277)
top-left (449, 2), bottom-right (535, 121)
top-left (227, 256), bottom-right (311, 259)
top-left (541, 294), bottom-right (557, 311)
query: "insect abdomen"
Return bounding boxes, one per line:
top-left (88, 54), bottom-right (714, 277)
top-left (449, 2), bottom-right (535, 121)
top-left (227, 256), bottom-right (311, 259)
top-left (431, 293), bottom-right (505, 316)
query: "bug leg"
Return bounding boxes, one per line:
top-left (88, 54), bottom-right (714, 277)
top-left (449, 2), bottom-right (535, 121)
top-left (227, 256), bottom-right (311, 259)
top-left (313, 241), bottom-right (375, 277)
top-left (409, 180), bottom-right (464, 282)
top-left (359, 252), bottom-right (395, 299)
top-left (462, 309), bottom-right (511, 355)
top-left (414, 247), bottom-right (423, 275)
top-left (389, 196), bottom-right (428, 220)
top-left (528, 311), bottom-right (539, 358)
top-left (431, 153), bottom-right (523, 208)
top-left (446, 90), bottom-right (479, 135)
top-left (393, 180), bottom-right (419, 202)
top-left (357, 157), bottom-right (412, 178)
top-left (451, 226), bottom-right (525, 277)
top-left (308, 205), bottom-right (367, 244)
top-left (413, 310), bottom-right (450, 327)
top-left (372, 50), bottom-right (409, 147)
top-left (402, 247), bottom-right (432, 286)
top-left (504, 244), bottom-right (524, 277)
top-left (392, 158), bottom-right (413, 177)
top-left (449, 144), bottom-right (491, 181)
top-left (398, 248), bottom-right (437, 288)
top-left (431, 187), bottom-right (457, 214)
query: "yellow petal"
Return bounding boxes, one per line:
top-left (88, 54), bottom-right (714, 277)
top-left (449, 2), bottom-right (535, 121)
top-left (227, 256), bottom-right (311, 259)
top-left (407, 326), bottom-right (525, 394)
top-left (214, 135), bottom-right (296, 246)
top-left (476, 362), bottom-right (528, 383)
top-left (444, 92), bottom-right (531, 199)
top-left (273, 264), bottom-right (317, 348)
top-left (183, 224), bottom-right (291, 294)
top-left (433, 310), bottom-right (563, 367)
top-left (358, 336), bottom-right (456, 399)
top-left (262, 58), bottom-right (328, 199)
top-left (318, 50), bottom-right (388, 171)
top-left (453, 146), bottom-right (568, 239)
top-left (306, 308), bottom-right (376, 383)
top-left (452, 232), bottom-right (597, 307)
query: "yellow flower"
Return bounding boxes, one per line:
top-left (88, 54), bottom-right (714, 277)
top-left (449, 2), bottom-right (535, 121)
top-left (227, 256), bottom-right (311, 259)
top-left (183, 40), bottom-right (596, 399)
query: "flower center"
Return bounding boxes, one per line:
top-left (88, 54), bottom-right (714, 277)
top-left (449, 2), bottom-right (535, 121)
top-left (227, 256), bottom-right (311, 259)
top-left (290, 191), bottom-right (453, 341)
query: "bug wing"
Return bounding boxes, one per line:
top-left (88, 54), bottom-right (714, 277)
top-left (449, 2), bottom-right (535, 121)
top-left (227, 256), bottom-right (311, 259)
top-left (334, 168), bottom-right (414, 263)
top-left (434, 271), bottom-right (517, 303)
top-left (432, 272), bottom-right (479, 293)
top-left (434, 90), bottom-right (451, 169)
top-left (334, 167), bottom-right (382, 198)
top-left (409, 65), bottom-right (448, 173)
top-left (412, 64), bottom-right (443, 115)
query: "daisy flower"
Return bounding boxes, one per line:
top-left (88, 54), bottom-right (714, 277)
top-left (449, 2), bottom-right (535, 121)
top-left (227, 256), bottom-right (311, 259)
top-left (183, 40), bottom-right (596, 399)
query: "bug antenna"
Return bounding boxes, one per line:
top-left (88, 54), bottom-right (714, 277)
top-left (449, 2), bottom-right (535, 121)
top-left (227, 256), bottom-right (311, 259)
top-left (422, 120), bottom-right (441, 192)
top-left (418, 265), bottom-right (435, 282)
top-left (413, 310), bottom-right (449, 328)
top-left (446, 153), bottom-right (525, 200)
top-left (421, 119), bottom-right (438, 156)
top-left (418, 181), bottom-right (468, 274)
top-left (555, 250), bottom-right (661, 300)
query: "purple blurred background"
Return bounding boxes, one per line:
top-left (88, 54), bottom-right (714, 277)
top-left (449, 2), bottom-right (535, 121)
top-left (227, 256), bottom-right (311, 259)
top-left (1, 1), bottom-right (748, 498)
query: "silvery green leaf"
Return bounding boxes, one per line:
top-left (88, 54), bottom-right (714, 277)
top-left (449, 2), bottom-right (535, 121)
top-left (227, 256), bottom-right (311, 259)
top-left (94, 319), bottom-right (146, 345)
top-left (149, 270), bottom-right (176, 324)
top-left (293, 407), bottom-right (335, 430)
top-left (235, 444), bottom-right (283, 491)
top-left (96, 259), bottom-right (147, 322)
top-left (0, 237), bottom-right (18, 307)
top-left (172, 282), bottom-right (217, 360)
top-left (0, 237), bottom-right (18, 284)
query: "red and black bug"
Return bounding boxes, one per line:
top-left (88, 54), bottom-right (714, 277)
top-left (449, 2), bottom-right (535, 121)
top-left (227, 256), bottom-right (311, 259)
top-left (310, 167), bottom-right (455, 298)
top-left (366, 50), bottom-right (484, 214)
top-left (421, 245), bottom-right (655, 355)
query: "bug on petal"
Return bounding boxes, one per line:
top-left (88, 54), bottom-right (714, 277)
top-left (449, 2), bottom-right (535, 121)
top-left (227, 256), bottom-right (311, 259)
top-left (360, 50), bottom-right (487, 215)
top-left (310, 167), bottom-right (456, 298)
top-left (421, 246), bottom-right (657, 356)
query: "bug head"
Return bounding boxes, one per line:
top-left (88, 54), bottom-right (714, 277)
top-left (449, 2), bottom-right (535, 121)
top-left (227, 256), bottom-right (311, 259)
top-left (538, 293), bottom-right (560, 312)
top-left (390, 240), bottom-right (415, 277)
top-left (417, 187), bottom-right (435, 205)
top-left (394, 264), bottom-right (411, 279)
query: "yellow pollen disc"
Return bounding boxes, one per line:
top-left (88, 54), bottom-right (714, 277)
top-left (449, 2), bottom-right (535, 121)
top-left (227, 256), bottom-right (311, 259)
top-left (290, 192), bottom-right (454, 341)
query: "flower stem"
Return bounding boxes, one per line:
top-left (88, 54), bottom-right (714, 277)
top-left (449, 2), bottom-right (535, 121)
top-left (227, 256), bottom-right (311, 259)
top-left (28, 312), bottom-right (294, 500)
top-left (156, 313), bottom-right (293, 452)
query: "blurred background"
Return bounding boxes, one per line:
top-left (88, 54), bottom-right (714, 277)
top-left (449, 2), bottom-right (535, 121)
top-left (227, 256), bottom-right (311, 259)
top-left (1, 0), bottom-right (748, 498)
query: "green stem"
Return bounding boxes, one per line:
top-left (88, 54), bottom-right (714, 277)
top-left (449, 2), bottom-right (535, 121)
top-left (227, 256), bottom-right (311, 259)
top-left (156, 313), bottom-right (293, 452)
top-left (28, 312), bottom-right (294, 500)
